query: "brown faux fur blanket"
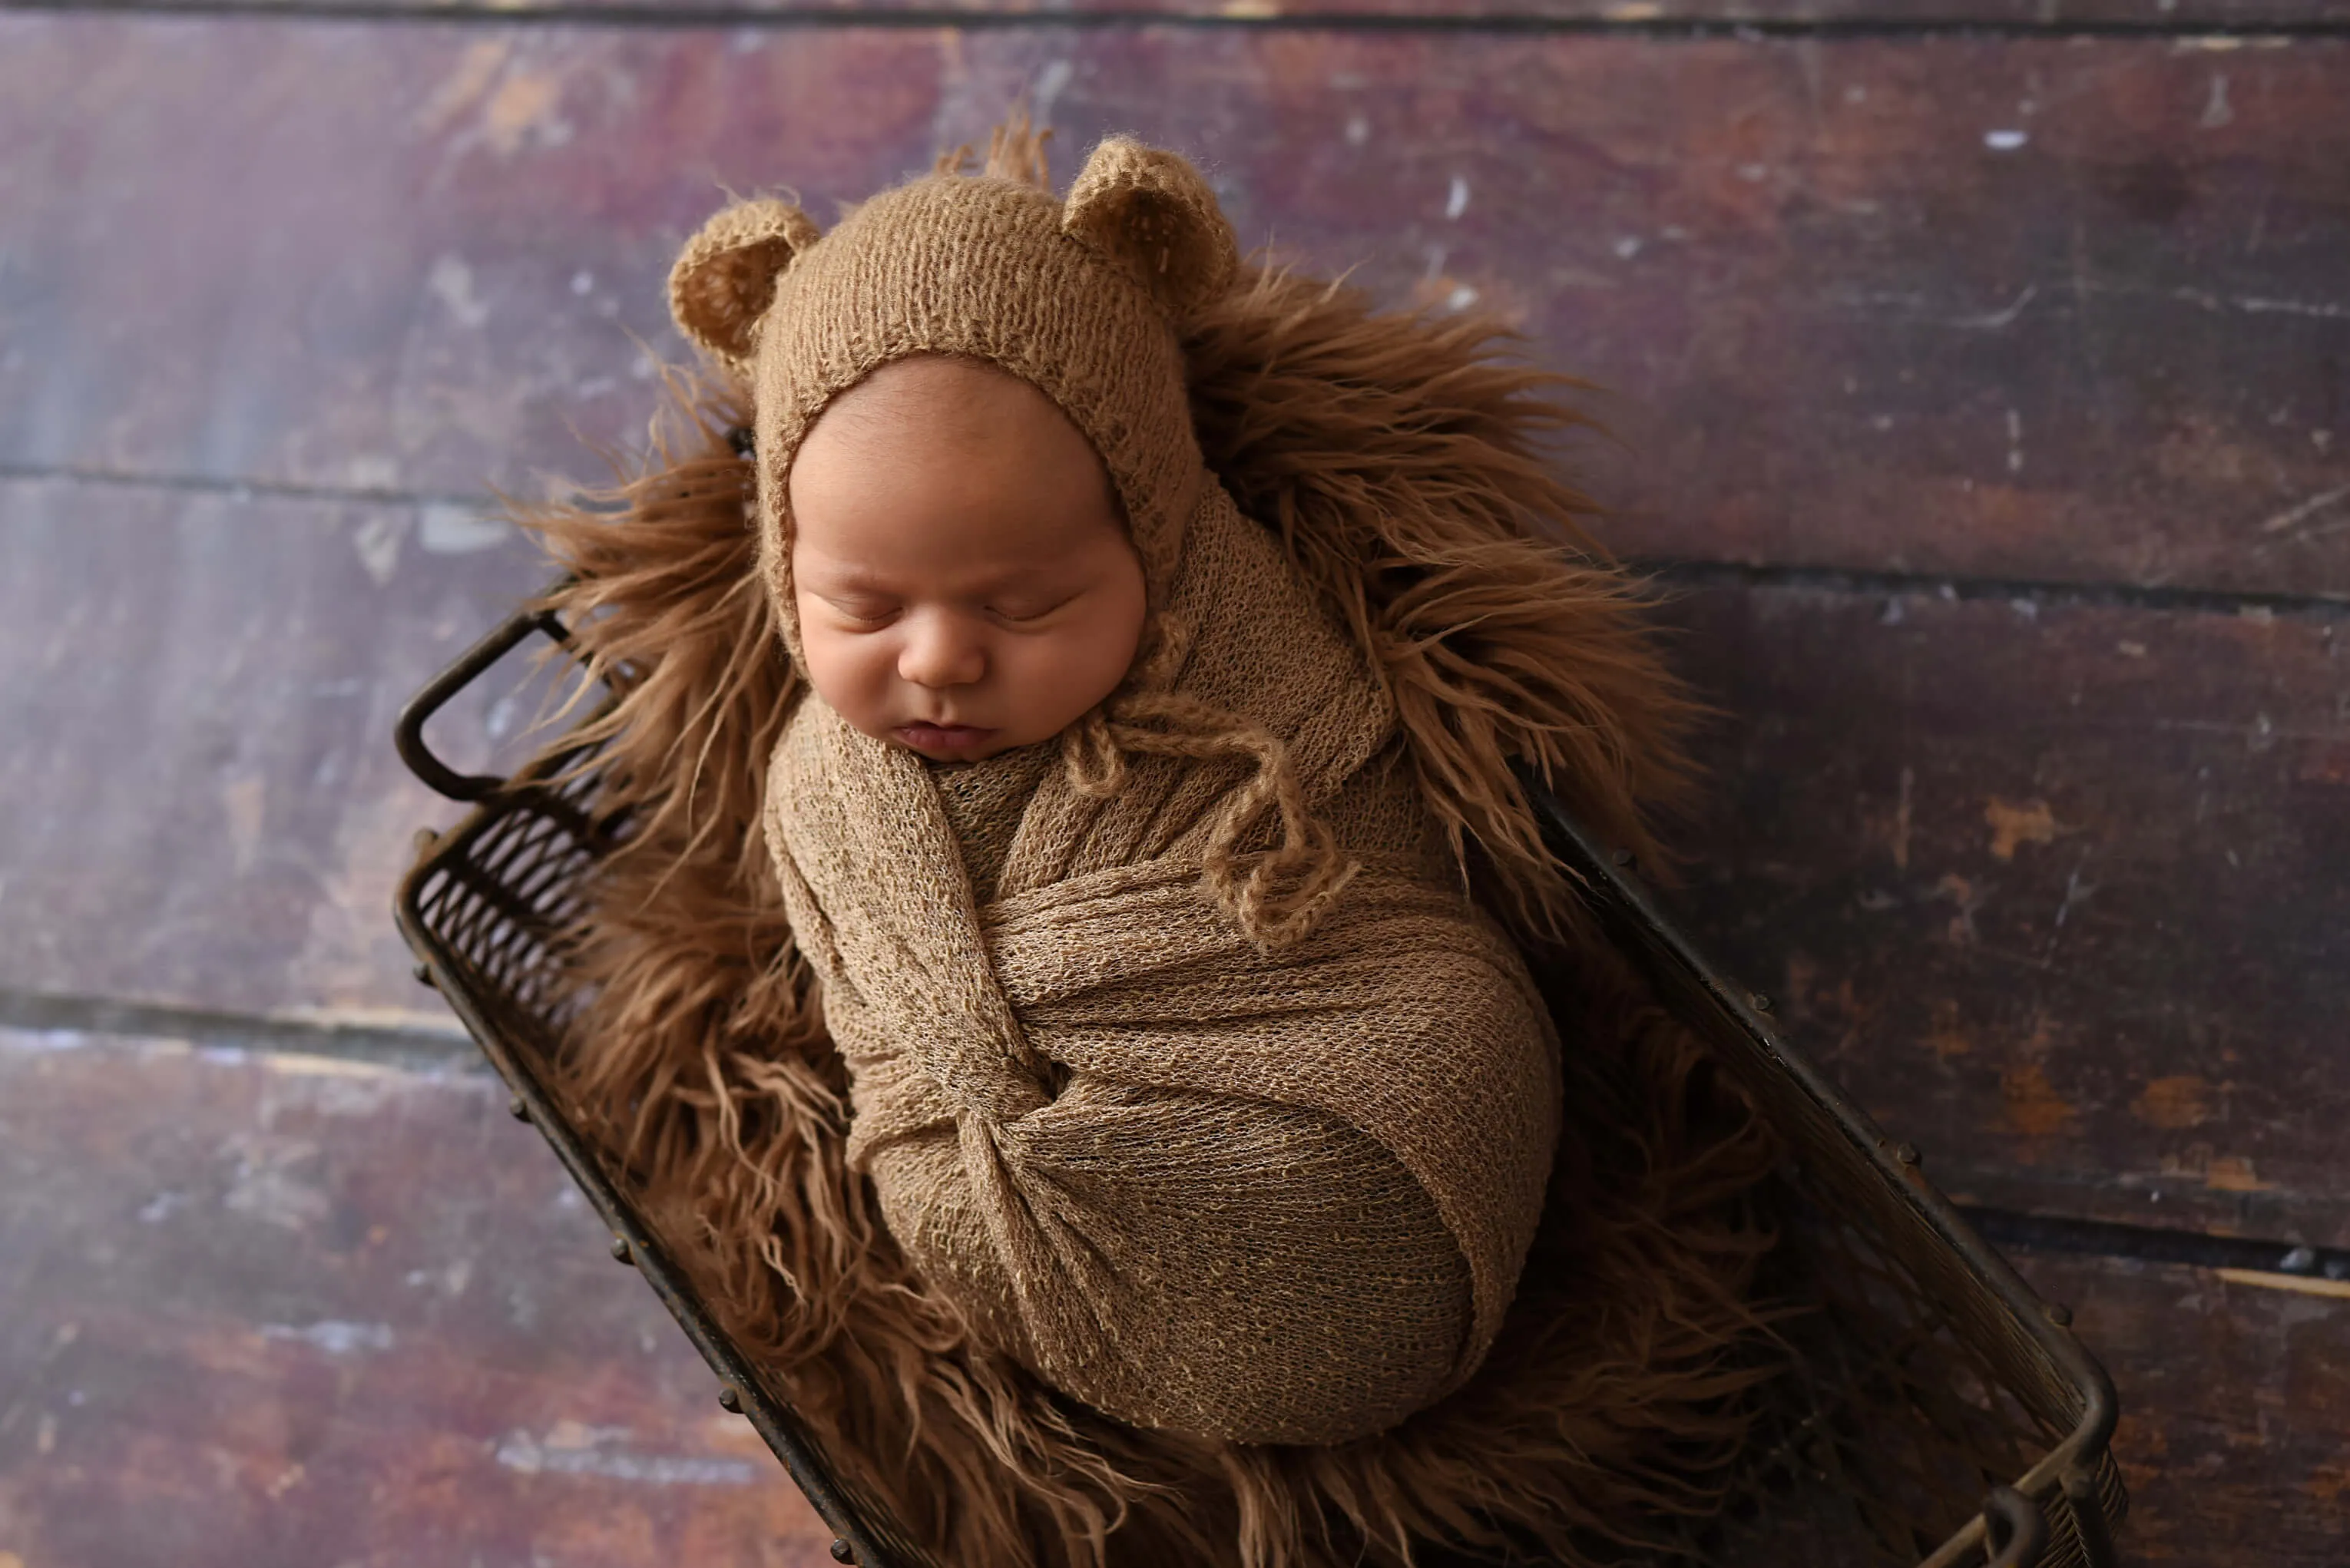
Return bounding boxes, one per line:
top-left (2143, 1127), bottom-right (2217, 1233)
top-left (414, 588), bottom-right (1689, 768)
top-left (512, 127), bottom-right (1779, 1568)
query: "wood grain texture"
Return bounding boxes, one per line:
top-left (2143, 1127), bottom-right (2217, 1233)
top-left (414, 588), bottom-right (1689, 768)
top-left (2005, 1248), bottom-right (2350, 1565)
top-left (110, 0), bottom-right (2350, 25)
top-left (0, 1027), bottom-right (839, 1568)
top-left (1662, 582), bottom-right (2350, 1245)
top-left (0, 474), bottom-right (552, 1023)
top-left (3, 16), bottom-right (2345, 592)
top-left (5, 1041), bottom-right (2342, 1568)
top-left (5, 3), bottom-right (2342, 1556)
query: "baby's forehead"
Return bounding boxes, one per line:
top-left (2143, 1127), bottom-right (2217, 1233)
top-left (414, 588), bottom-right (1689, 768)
top-left (821, 354), bottom-right (1066, 442)
top-left (789, 353), bottom-right (1126, 545)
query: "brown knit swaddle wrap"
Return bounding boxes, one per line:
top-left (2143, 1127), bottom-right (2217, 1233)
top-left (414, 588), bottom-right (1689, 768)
top-left (766, 488), bottom-right (1557, 1443)
top-left (687, 140), bottom-right (1560, 1444)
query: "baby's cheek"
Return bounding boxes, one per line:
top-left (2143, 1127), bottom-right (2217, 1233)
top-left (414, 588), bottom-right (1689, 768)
top-left (1049, 624), bottom-right (1136, 726)
top-left (986, 637), bottom-right (1061, 737)
top-left (799, 622), bottom-right (881, 726)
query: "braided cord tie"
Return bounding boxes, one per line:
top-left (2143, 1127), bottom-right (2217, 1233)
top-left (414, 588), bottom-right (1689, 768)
top-left (1060, 615), bottom-right (1360, 952)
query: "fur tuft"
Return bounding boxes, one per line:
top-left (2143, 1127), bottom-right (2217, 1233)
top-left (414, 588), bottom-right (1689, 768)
top-left (1185, 260), bottom-right (1708, 944)
top-left (935, 105), bottom-right (1056, 188)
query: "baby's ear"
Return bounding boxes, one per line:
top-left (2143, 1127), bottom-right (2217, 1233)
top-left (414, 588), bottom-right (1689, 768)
top-left (668, 197), bottom-right (822, 371)
top-left (1063, 139), bottom-right (1238, 323)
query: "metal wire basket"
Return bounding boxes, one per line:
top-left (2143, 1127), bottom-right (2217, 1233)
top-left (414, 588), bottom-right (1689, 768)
top-left (394, 597), bottom-right (2125, 1568)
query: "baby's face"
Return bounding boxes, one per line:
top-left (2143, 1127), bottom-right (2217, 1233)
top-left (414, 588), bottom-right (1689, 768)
top-left (789, 356), bottom-right (1148, 762)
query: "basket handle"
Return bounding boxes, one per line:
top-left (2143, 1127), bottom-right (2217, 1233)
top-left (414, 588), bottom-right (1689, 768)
top-left (395, 597), bottom-right (571, 802)
top-left (1979, 1486), bottom-right (2049, 1568)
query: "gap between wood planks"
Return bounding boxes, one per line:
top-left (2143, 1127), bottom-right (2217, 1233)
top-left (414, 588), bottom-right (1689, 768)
top-left (11, 460), bottom-right (2350, 624)
top-left (5, 0), bottom-right (2350, 39)
top-left (0, 458), bottom-right (489, 516)
top-left (1962, 1206), bottom-right (2350, 1292)
top-left (1644, 558), bottom-right (2350, 625)
top-left (0, 985), bottom-right (480, 1071)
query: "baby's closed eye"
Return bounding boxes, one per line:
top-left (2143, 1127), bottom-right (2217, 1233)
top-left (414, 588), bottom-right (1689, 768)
top-left (988, 589), bottom-right (1082, 624)
top-left (814, 592), bottom-right (902, 627)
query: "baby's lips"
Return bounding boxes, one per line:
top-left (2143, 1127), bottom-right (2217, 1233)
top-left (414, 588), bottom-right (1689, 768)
top-left (895, 721), bottom-right (1001, 753)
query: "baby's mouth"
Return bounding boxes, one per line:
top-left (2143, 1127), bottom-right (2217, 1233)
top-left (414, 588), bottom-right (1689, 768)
top-left (895, 721), bottom-right (998, 756)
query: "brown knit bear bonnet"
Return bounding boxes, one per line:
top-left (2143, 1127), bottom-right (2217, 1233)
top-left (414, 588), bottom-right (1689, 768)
top-left (670, 136), bottom-right (1238, 637)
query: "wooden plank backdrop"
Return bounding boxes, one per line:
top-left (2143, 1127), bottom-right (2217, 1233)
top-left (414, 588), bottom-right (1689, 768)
top-left (1, 0), bottom-right (2345, 1562)
top-left (2005, 1249), bottom-right (2350, 1565)
top-left (0, 1027), bottom-right (840, 1566)
top-left (4, 1025), bottom-right (2342, 1566)
top-left (1668, 584), bottom-right (2350, 1246)
top-left (7, 18), bottom-right (2346, 594)
top-left (0, 476), bottom-right (551, 1027)
top-left (68, 0), bottom-right (2350, 26)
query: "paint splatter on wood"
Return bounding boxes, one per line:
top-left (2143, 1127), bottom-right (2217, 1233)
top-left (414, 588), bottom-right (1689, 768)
top-left (2133, 1075), bottom-right (2216, 1131)
top-left (1667, 584), bottom-right (2350, 1245)
top-left (1984, 797), bottom-right (2061, 862)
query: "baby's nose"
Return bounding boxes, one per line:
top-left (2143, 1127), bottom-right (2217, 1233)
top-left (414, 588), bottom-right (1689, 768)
top-left (897, 616), bottom-right (987, 690)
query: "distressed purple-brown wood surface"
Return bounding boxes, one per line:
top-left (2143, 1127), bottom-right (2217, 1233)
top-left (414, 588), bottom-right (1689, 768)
top-left (5, 1027), bottom-right (2345, 1565)
top-left (0, 1027), bottom-right (840, 1567)
top-left (139, 0), bottom-right (2350, 26)
top-left (3, 15), bottom-right (2346, 594)
top-left (0, 475), bottom-right (552, 1027)
top-left (2006, 1248), bottom-right (2350, 1564)
top-left (1661, 584), bottom-right (2350, 1245)
top-left (5, 4), bottom-right (2349, 1563)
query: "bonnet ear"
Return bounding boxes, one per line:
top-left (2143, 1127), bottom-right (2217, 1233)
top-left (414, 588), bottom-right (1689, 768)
top-left (1063, 138), bottom-right (1239, 323)
top-left (667, 197), bottom-right (822, 372)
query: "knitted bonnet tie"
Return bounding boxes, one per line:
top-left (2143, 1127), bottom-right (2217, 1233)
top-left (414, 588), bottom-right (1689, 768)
top-left (667, 137), bottom-right (1561, 1445)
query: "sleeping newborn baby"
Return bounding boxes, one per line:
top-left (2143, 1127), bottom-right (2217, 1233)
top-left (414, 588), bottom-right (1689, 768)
top-left (674, 137), bottom-right (1561, 1444)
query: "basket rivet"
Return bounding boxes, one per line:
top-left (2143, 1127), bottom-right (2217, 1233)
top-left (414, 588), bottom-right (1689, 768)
top-left (609, 1236), bottom-right (633, 1265)
top-left (1895, 1143), bottom-right (1921, 1166)
top-left (829, 1540), bottom-right (856, 1564)
top-left (719, 1384), bottom-right (744, 1414)
top-left (411, 828), bottom-right (439, 855)
top-left (2045, 1302), bottom-right (2074, 1327)
top-left (1749, 992), bottom-right (1772, 1014)
top-left (508, 1093), bottom-right (529, 1122)
top-left (412, 961), bottom-right (437, 991)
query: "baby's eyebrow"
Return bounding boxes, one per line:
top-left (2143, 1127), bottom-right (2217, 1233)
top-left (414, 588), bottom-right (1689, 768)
top-left (796, 561), bottom-right (899, 593)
